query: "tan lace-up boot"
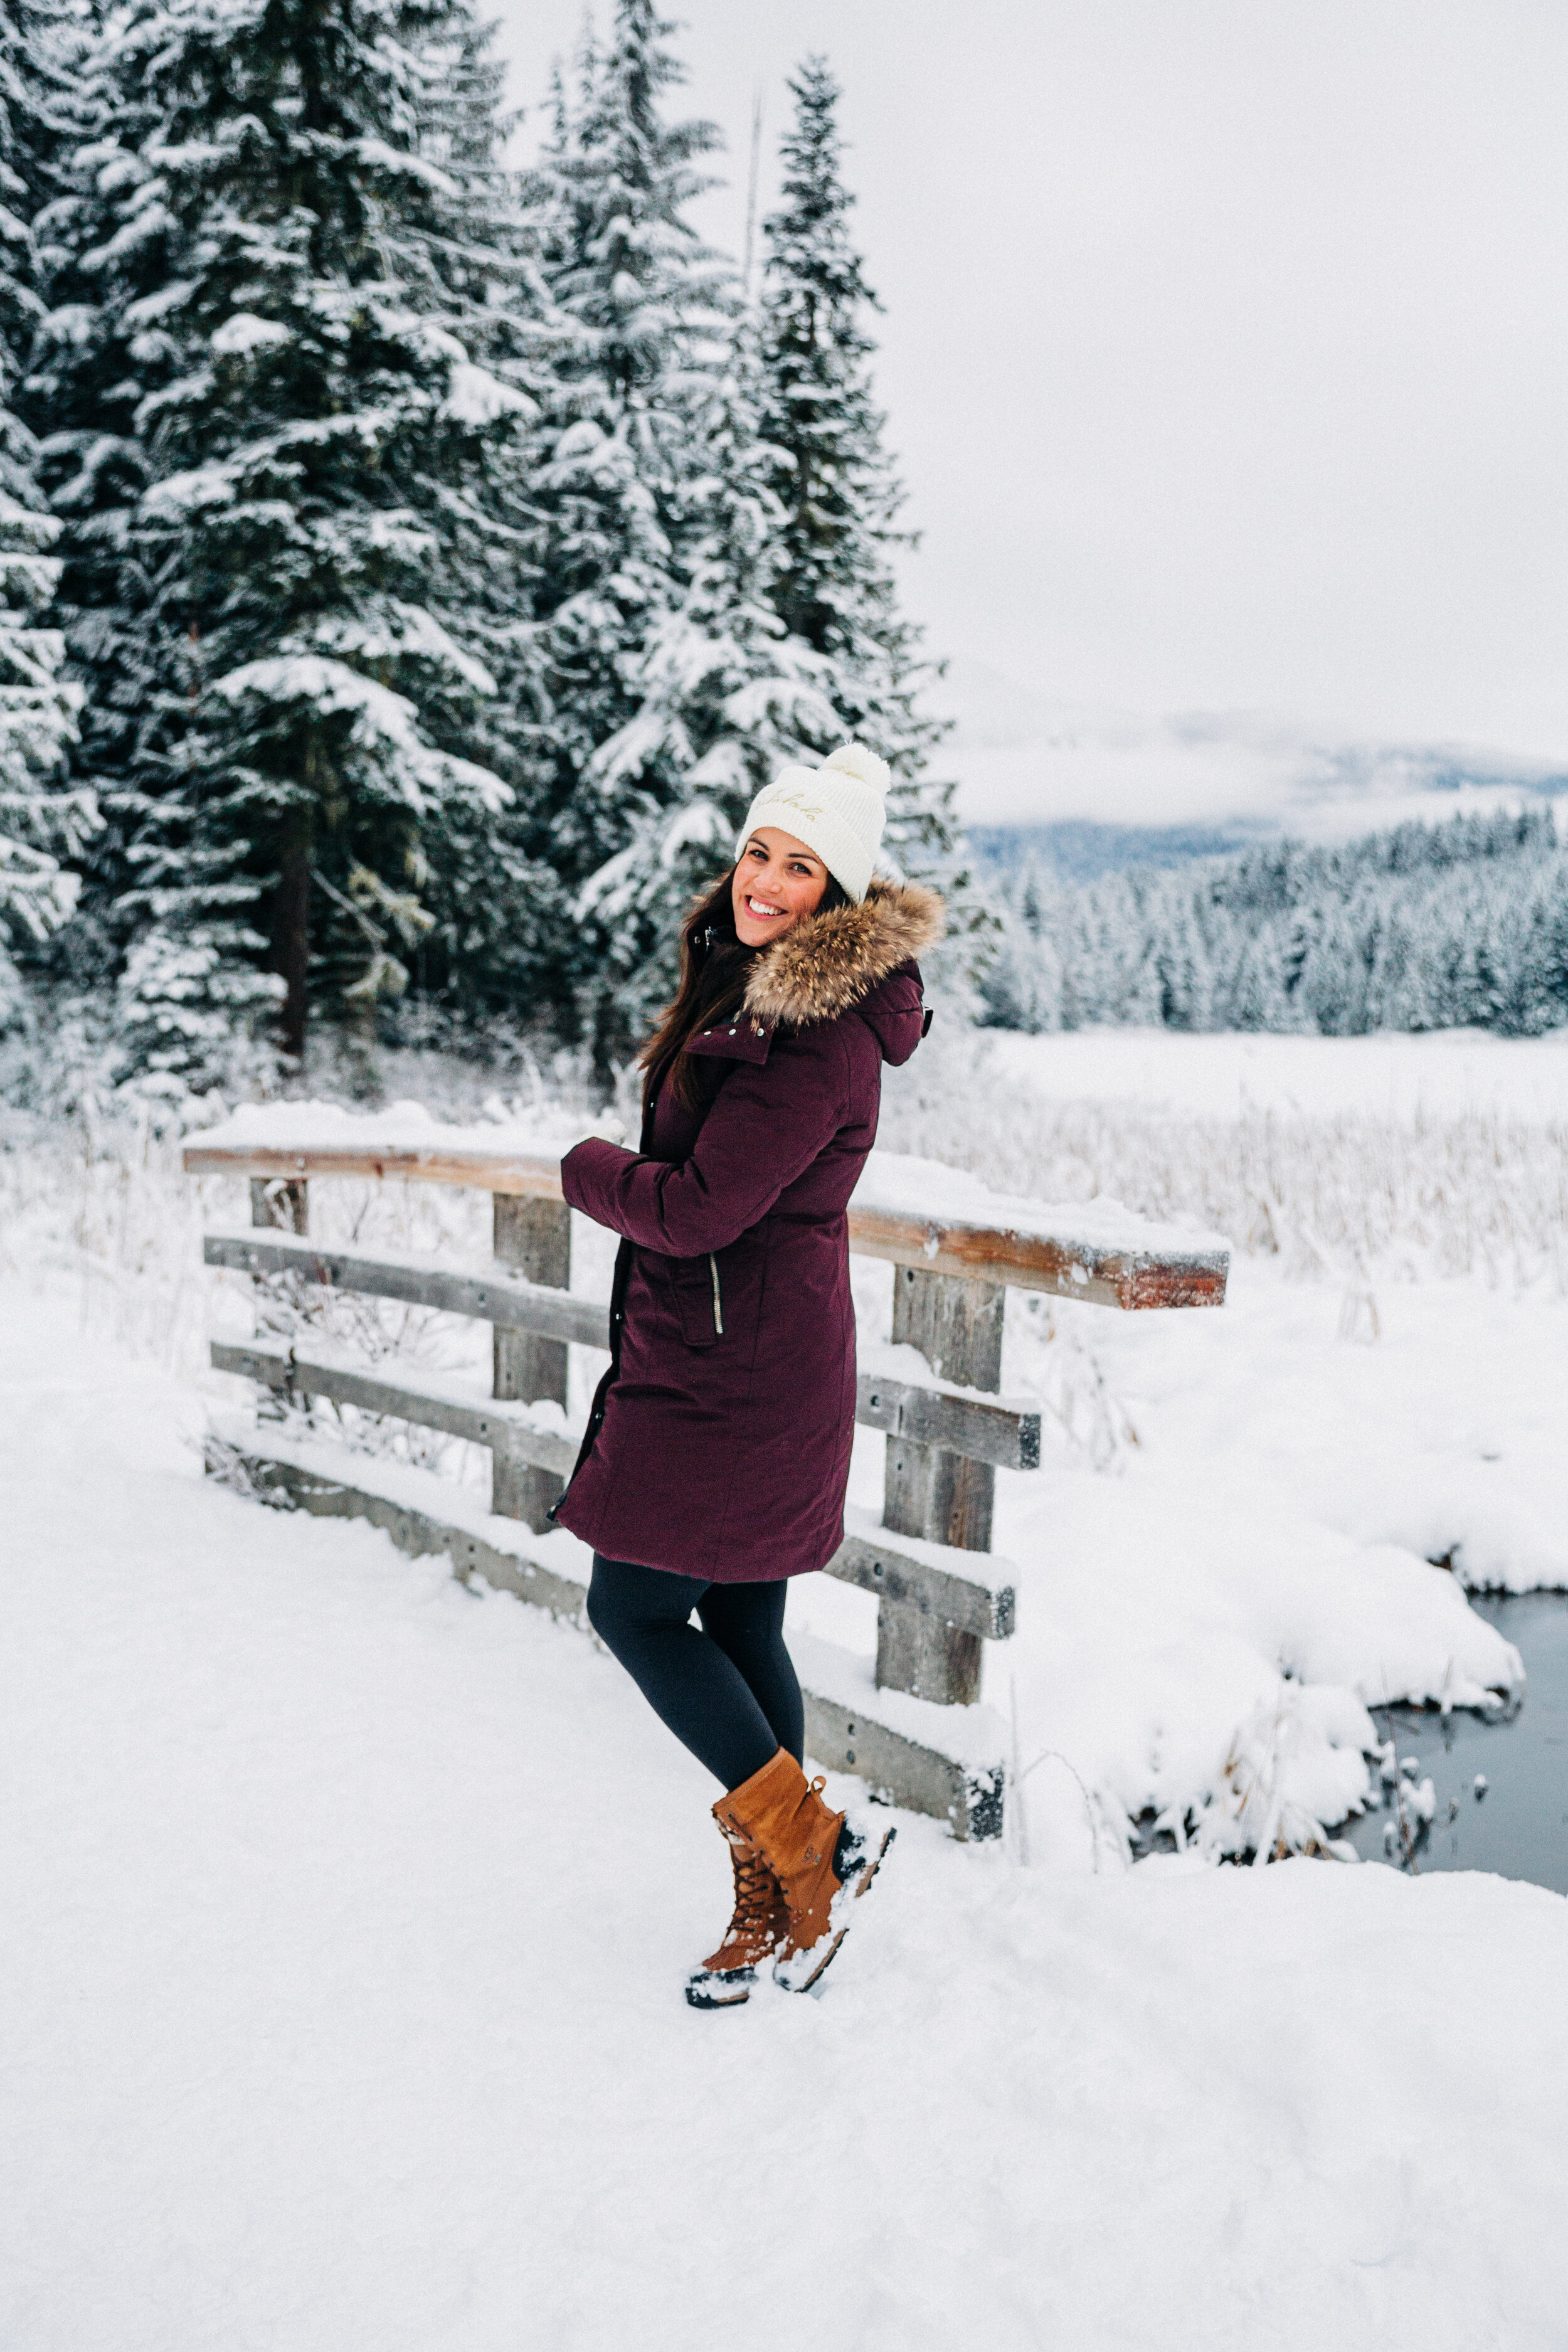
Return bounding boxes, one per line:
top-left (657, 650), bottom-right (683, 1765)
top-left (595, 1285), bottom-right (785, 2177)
top-left (710, 1747), bottom-right (895, 1995)
top-left (684, 1822), bottom-right (788, 2010)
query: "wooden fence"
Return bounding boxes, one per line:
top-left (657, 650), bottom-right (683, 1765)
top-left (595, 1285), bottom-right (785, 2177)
top-left (186, 1124), bottom-right (1229, 1839)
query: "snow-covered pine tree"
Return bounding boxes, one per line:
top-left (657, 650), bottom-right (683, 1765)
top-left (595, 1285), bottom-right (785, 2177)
top-left (572, 312), bottom-right (847, 1052)
top-left (0, 0), bottom-right (93, 1017)
top-left (1296, 904), bottom-right (1365, 1034)
top-left (575, 45), bottom-right (988, 1061)
top-left (24, 7), bottom-right (169, 1004)
top-left (524, 1), bottom-right (791, 1057)
top-left (1479, 867), bottom-right (1560, 1037)
top-left (1152, 893), bottom-right (1212, 1030)
top-left (756, 58), bottom-right (959, 898)
top-left (1361, 899), bottom-right (1430, 1032)
top-left (386, 3), bottom-right (578, 1038)
top-left (976, 866), bottom-right (1069, 1032)
top-left (1219, 920), bottom-right (1300, 1031)
top-left (36, 0), bottom-right (543, 1088)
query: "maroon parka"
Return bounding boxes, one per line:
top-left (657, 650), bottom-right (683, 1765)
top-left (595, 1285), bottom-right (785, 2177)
top-left (554, 878), bottom-right (944, 1583)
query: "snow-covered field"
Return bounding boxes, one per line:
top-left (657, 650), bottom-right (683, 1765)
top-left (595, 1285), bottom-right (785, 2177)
top-left (3, 1026), bottom-right (1567, 2347)
top-left (977, 1021), bottom-right (1568, 1122)
top-left (5, 1285), bottom-right (1568, 2352)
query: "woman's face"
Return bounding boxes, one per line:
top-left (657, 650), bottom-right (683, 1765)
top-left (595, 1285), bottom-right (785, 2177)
top-left (731, 828), bottom-right (831, 946)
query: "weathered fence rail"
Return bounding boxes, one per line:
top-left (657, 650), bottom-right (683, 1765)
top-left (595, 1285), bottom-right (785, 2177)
top-left (188, 1118), bottom-right (1228, 1839)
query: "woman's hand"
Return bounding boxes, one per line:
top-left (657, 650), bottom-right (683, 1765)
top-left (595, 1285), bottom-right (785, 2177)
top-left (566, 1112), bottom-right (628, 1154)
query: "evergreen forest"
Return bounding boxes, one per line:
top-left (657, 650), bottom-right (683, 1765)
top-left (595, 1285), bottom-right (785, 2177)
top-left (979, 807), bottom-right (1568, 1039)
top-left (0, 0), bottom-right (956, 1101)
top-left (1, 0), bottom-right (1564, 1115)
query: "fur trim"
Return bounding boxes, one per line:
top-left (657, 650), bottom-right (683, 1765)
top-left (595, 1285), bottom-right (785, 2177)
top-left (742, 877), bottom-right (945, 1030)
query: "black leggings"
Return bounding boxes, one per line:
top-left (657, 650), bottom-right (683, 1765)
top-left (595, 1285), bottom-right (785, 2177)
top-left (586, 1555), bottom-right (804, 1793)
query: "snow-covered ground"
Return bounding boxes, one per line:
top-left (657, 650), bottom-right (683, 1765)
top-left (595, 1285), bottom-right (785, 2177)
top-left (4, 1025), bottom-right (1567, 2345)
top-left (4, 1283), bottom-right (1567, 2352)
top-left (977, 1022), bottom-right (1568, 1123)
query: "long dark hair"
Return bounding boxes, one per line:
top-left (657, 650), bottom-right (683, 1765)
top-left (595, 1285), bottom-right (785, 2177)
top-left (640, 865), bottom-right (849, 1113)
top-left (638, 871), bottom-right (755, 1114)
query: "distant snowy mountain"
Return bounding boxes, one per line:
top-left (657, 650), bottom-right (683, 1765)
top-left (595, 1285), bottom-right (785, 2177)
top-left (930, 659), bottom-right (1568, 862)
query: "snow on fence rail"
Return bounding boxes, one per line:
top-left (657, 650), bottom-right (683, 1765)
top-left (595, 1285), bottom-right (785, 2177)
top-left (186, 1108), bottom-right (1229, 1839)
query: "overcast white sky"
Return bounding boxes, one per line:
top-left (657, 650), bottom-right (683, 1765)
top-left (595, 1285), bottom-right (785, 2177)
top-left (491, 3), bottom-right (1568, 820)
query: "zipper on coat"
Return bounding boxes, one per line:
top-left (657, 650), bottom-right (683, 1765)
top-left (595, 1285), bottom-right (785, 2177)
top-left (708, 1253), bottom-right (724, 1337)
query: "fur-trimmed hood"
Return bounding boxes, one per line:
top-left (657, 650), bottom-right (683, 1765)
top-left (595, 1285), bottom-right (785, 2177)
top-left (741, 877), bottom-right (945, 1032)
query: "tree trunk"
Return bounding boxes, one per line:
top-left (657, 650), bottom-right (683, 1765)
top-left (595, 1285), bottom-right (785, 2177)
top-left (275, 836), bottom-right (311, 1065)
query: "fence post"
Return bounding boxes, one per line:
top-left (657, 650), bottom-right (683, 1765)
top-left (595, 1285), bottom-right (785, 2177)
top-left (878, 1266), bottom-right (1006, 1705)
top-left (492, 1197), bottom-right (571, 1529)
top-left (250, 1177), bottom-right (308, 1233)
top-left (245, 1178), bottom-right (309, 1369)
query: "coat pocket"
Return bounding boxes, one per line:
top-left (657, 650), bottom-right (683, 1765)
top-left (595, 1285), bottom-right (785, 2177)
top-left (665, 1251), bottom-right (725, 1350)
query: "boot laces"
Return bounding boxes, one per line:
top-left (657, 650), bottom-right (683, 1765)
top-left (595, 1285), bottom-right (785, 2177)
top-left (731, 1846), bottom-right (777, 1931)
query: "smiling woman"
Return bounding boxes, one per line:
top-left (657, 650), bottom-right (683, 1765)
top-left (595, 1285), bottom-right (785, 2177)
top-left (551, 741), bottom-right (943, 2008)
top-left (733, 827), bottom-right (835, 945)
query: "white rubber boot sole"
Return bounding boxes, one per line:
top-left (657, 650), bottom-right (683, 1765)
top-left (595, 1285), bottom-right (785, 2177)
top-left (684, 1961), bottom-right (763, 2011)
top-left (772, 1820), bottom-right (896, 1995)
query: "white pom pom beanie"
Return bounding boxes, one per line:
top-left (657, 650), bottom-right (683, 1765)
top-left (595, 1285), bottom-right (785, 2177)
top-left (734, 742), bottom-right (892, 904)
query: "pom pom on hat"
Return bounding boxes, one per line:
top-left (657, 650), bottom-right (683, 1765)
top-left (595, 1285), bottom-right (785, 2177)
top-left (734, 739), bottom-right (891, 903)
top-left (820, 741), bottom-right (891, 794)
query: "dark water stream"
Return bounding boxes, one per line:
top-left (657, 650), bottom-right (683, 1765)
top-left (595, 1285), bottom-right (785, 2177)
top-left (1342, 1593), bottom-right (1568, 1894)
